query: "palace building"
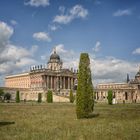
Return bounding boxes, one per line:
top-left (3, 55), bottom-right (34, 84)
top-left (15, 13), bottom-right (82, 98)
top-left (3, 48), bottom-right (140, 103)
top-left (95, 69), bottom-right (140, 103)
top-left (4, 49), bottom-right (77, 101)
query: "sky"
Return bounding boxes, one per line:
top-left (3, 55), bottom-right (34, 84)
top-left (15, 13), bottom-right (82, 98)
top-left (0, 0), bottom-right (140, 86)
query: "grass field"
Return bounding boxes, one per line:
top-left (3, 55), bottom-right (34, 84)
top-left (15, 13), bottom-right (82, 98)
top-left (0, 102), bottom-right (140, 140)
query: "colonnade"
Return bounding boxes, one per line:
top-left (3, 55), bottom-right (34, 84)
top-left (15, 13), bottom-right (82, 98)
top-left (43, 75), bottom-right (75, 90)
top-left (95, 90), bottom-right (139, 103)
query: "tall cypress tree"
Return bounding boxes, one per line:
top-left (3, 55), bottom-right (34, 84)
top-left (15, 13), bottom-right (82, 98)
top-left (16, 90), bottom-right (20, 103)
top-left (76, 53), bottom-right (94, 119)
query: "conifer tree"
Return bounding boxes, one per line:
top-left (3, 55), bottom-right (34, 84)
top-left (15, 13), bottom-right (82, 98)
top-left (69, 90), bottom-right (74, 103)
top-left (16, 90), bottom-right (20, 103)
top-left (47, 90), bottom-right (53, 103)
top-left (0, 88), bottom-right (4, 96)
top-left (38, 93), bottom-right (42, 103)
top-left (107, 90), bottom-right (113, 105)
top-left (76, 53), bottom-right (94, 119)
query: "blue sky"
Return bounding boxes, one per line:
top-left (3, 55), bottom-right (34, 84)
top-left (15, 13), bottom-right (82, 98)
top-left (0, 0), bottom-right (140, 86)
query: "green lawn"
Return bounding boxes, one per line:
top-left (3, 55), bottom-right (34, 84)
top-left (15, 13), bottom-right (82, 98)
top-left (0, 102), bottom-right (140, 140)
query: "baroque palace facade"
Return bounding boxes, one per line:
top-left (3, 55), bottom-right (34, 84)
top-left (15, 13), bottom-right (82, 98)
top-left (3, 48), bottom-right (140, 103)
top-left (4, 49), bottom-right (77, 101)
top-left (95, 69), bottom-right (140, 103)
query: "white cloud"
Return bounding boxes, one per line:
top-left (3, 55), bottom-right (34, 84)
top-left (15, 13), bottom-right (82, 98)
top-left (59, 6), bottom-right (65, 14)
top-left (54, 44), bottom-right (75, 58)
top-left (91, 56), bottom-right (138, 85)
top-left (55, 44), bottom-right (67, 54)
top-left (0, 44), bottom-right (37, 73)
top-left (33, 32), bottom-right (51, 42)
top-left (41, 55), bottom-right (46, 60)
top-left (132, 48), bottom-right (140, 55)
top-left (113, 9), bottom-right (132, 17)
top-left (10, 20), bottom-right (17, 25)
top-left (49, 24), bottom-right (60, 31)
top-left (25, 0), bottom-right (50, 7)
top-left (0, 44), bottom-right (38, 64)
top-left (0, 21), bottom-right (37, 86)
top-left (0, 44), bottom-right (30, 63)
top-left (30, 45), bottom-right (38, 54)
top-left (70, 5), bottom-right (88, 18)
top-left (53, 15), bottom-right (73, 24)
top-left (53, 5), bottom-right (88, 24)
top-left (16, 58), bottom-right (36, 67)
top-left (0, 21), bottom-right (13, 52)
top-left (92, 41), bottom-right (101, 52)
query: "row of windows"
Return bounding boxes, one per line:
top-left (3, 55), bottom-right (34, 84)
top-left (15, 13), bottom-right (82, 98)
top-left (7, 78), bottom-right (30, 82)
top-left (98, 85), bottom-right (127, 89)
top-left (95, 92), bottom-right (129, 100)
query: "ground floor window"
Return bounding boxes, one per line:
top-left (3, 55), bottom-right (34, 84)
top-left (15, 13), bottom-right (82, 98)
top-left (125, 92), bottom-right (128, 100)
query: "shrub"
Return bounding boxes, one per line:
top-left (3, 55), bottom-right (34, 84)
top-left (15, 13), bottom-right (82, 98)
top-left (47, 90), bottom-right (53, 103)
top-left (107, 90), bottom-right (113, 105)
top-left (0, 88), bottom-right (4, 101)
top-left (38, 93), bottom-right (42, 103)
top-left (69, 90), bottom-right (74, 103)
top-left (0, 88), bottom-right (4, 96)
top-left (4, 93), bottom-right (11, 101)
top-left (16, 90), bottom-right (20, 103)
top-left (76, 53), bottom-right (94, 119)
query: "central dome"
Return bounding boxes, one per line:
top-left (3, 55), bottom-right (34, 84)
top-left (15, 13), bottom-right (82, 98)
top-left (47, 48), bottom-right (63, 70)
top-left (136, 71), bottom-right (140, 77)
top-left (50, 49), bottom-right (60, 60)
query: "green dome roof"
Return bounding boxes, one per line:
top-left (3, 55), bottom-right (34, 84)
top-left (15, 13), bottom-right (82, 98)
top-left (136, 71), bottom-right (140, 77)
top-left (50, 50), bottom-right (60, 60)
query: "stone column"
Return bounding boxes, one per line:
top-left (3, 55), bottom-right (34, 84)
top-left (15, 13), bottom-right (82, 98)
top-left (96, 92), bottom-right (98, 100)
top-left (63, 76), bottom-right (65, 89)
top-left (71, 78), bottom-right (73, 90)
top-left (60, 76), bottom-right (62, 89)
top-left (54, 76), bottom-right (56, 90)
top-left (57, 77), bottom-right (59, 90)
top-left (68, 77), bottom-right (70, 89)
top-left (52, 76), bottom-right (54, 89)
top-left (47, 76), bottom-right (49, 89)
top-left (41, 75), bottom-right (44, 88)
top-left (69, 78), bottom-right (71, 89)
top-left (99, 92), bottom-right (101, 100)
top-left (50, 76), bottom-right (52, 89)
top-left (61, 77), bottom-right (63, 89)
